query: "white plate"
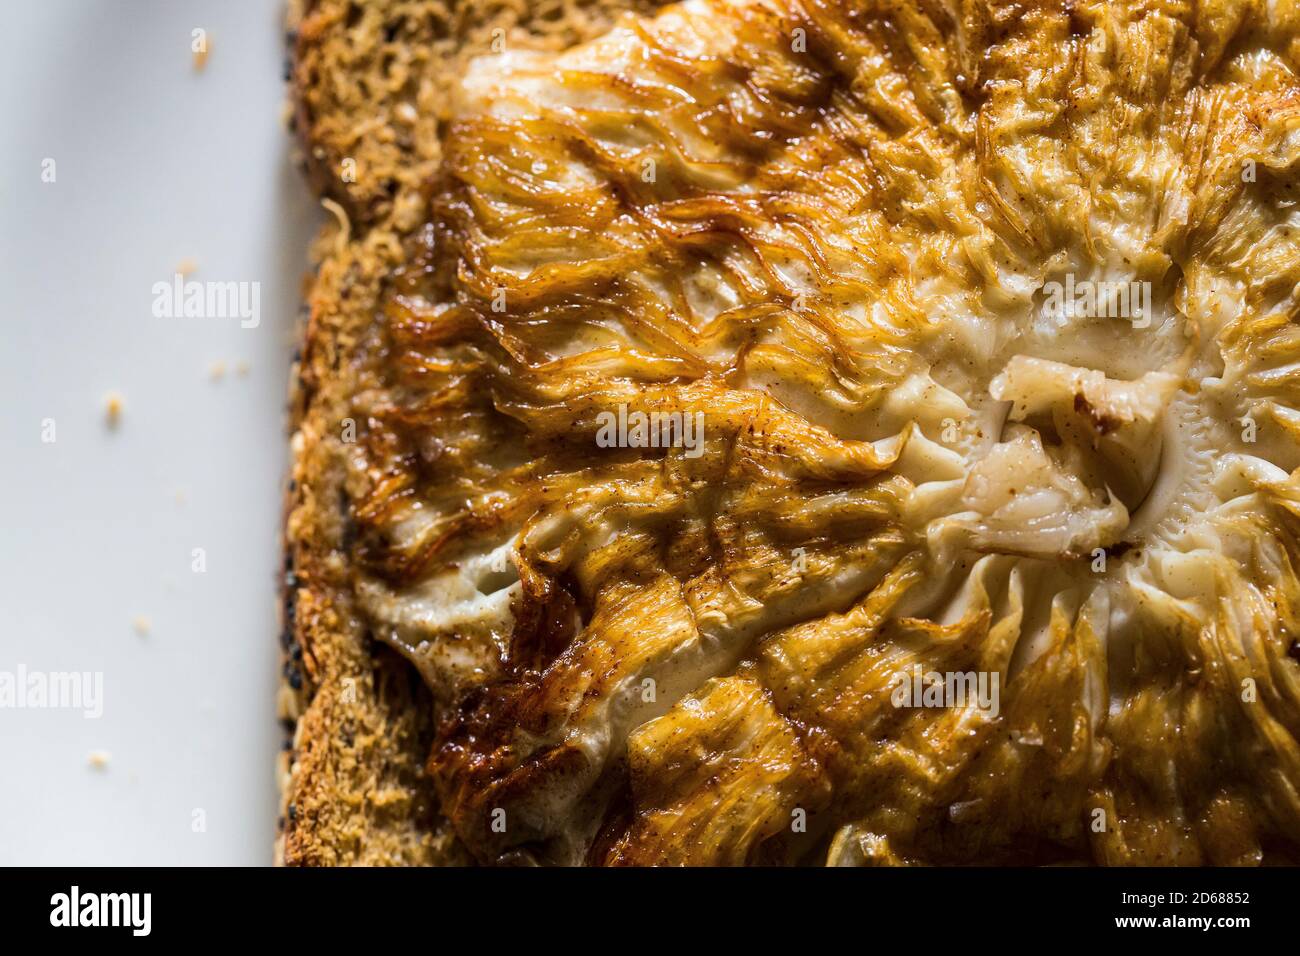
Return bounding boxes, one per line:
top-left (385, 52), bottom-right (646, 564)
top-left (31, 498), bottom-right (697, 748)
top-left (0, 1), bottom-right (319, 865)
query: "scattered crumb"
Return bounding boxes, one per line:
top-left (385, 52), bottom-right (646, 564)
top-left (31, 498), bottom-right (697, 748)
top-left (104, 392), bottom-right (124, 429)
top-left (209, 360), bottom-right (227, 382)
top-left (236, 360), bottom-right (250, 377)
top-left (88, 750), bottom-right (112, 770)
top-left (177, 257), bottom-right (198, 277)
top-left (132, 615), bottom-right (151, 637)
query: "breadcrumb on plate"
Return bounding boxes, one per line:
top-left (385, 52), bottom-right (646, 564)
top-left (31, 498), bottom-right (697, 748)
top-left (104, 392), bottom-right (124, 428)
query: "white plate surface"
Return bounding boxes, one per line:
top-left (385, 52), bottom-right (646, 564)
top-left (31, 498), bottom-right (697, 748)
top-left (0, 0), bottom-right (319, 865)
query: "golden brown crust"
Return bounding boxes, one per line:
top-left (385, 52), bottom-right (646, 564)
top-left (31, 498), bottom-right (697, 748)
top-left (278, 0), bottom-right (665, 866)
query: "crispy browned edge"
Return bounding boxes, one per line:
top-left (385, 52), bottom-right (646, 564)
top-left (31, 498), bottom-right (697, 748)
top-left (276, 0), bottom-right (668, 866)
